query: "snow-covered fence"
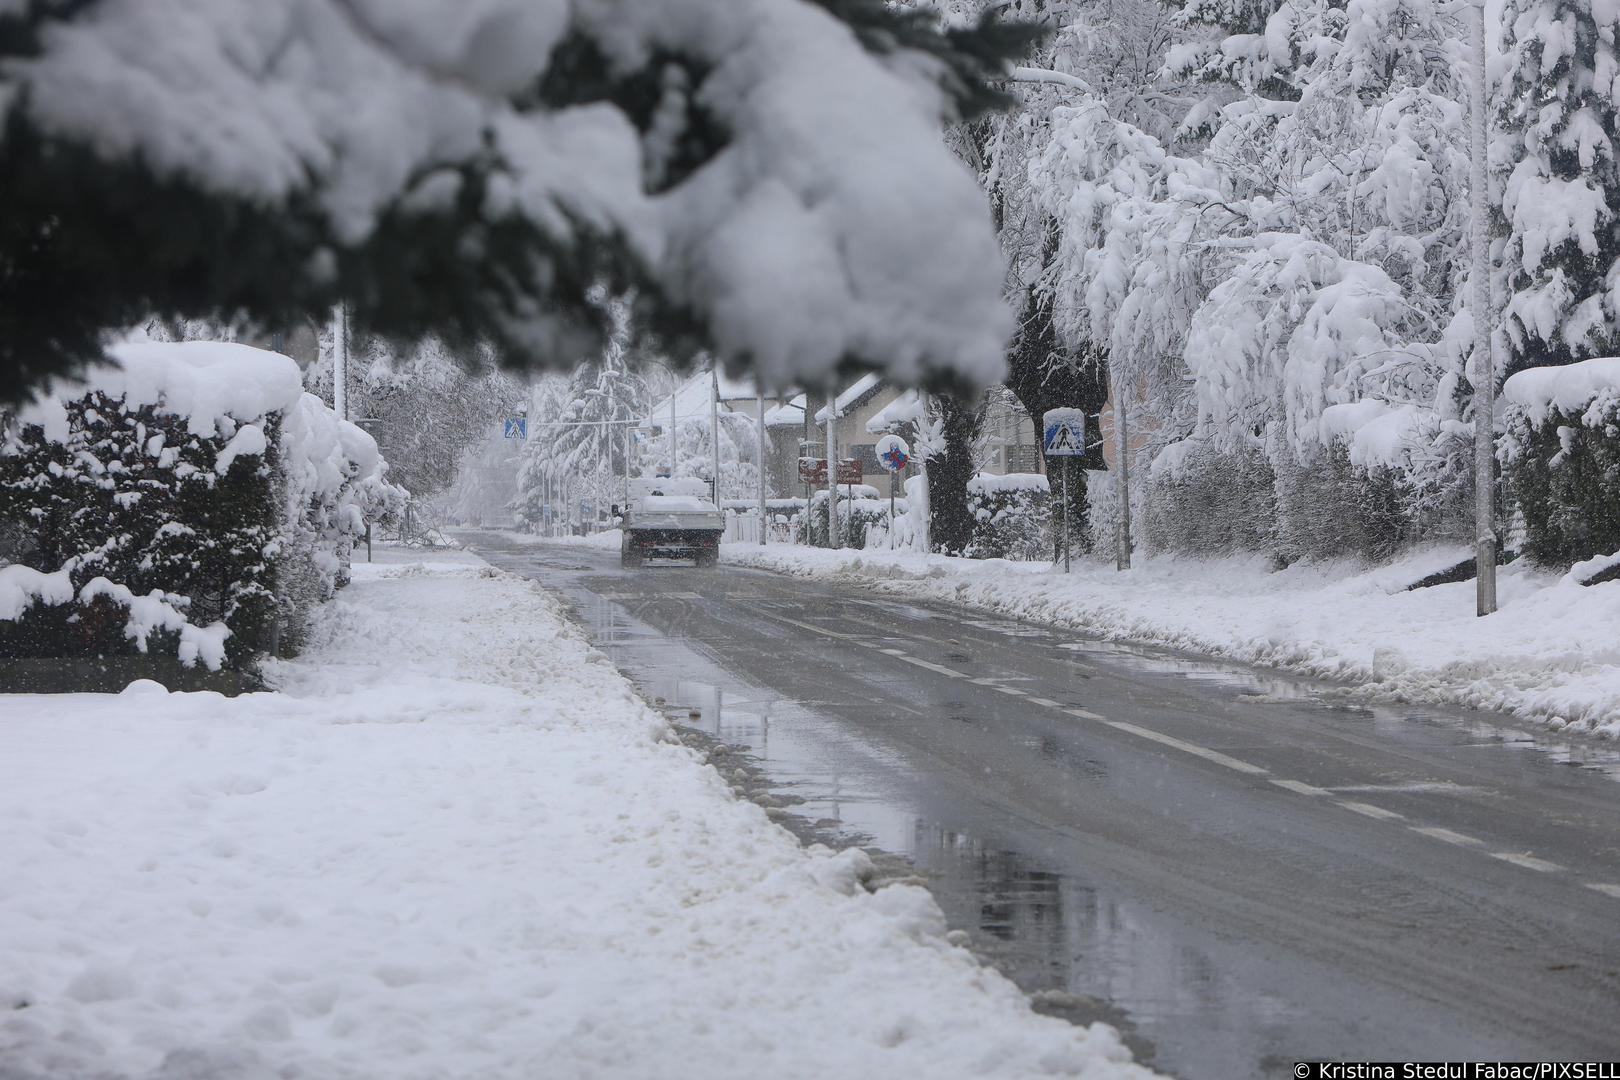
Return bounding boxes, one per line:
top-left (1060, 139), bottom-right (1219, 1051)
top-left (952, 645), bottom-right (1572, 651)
top-left (1502, 357), bottom-right (1620, 568)
top-left (0, 340), bottom-right (400, 675)
top-left (722, 509), bottom-right (762, 545)
top-left (965, 473), bottom-right (1049, 561)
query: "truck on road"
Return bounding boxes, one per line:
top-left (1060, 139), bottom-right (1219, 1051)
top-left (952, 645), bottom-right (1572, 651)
top-left (620, 478), bottom-right (724, 568)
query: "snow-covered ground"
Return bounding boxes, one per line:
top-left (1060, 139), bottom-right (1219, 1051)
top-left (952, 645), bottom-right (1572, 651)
top-left (493, 527), bottom-right (623, 551)
top-left (0, 546), bottom-right (1152, 1080)
top-left (721, 541), bottom-right (1620, 739)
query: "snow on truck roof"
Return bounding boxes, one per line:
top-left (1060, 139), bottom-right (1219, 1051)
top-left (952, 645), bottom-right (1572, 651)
top-left (639, 495), bottom-right (717, 511)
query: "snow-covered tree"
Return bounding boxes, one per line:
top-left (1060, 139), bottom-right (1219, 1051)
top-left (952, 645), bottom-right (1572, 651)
top-left (305, 336), bottom-right (521, 501)
top-left (630, 408), bottom-right (762, 503)
top-left (0, 0), bottom-right (1031, 405)
top-left (1021, 0), bottom-right (1477, 559)
top-left (935, 0), bottom-right (1196, 548)
top-left (438, 431), bottom-right (526, 529)
top-left (514, 343), bottom-right (649, 522)
top-left (1497, 0), bottom-right (1620, 374)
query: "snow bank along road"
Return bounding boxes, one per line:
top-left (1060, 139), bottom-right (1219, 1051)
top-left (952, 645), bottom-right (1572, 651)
top-left (465, 533), bottom-right (1620, 1079)
top-left (0, 549), bottom-right (1153, 1080)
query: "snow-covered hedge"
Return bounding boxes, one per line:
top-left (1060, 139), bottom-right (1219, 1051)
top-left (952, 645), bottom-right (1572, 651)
top-left (966, 472), bottom-right (1050, 561)
top-left (1141, 432), bottom-right (1471, 564)
top-left (804, 489), bottom-right (891, 548)
top-left (0, 340), bottom-right (399, 671)
top-left (1502, 358), bottom-right (1620, 567)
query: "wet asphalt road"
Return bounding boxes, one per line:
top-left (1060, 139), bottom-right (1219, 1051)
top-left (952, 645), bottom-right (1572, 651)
top-left (463, 534), bottom-right (1620, 1079)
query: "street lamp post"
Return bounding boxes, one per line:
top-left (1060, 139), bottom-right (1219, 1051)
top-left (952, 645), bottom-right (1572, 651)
top-left (330, 304), bottom-right (348, 421)
top-left (710, 365), bottom-right (722, 508)
top-left (825, 384), bottom-right (839, 548)
top-left (1466, 0), bottom-right (1497, 616)
top-left (756, 383), bottom-right (768, 545)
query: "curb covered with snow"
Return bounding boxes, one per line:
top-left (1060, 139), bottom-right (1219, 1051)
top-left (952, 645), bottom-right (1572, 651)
top-left (0, 549), bottom-right (1152, 1079)
top-left (721, 542), bottom-right (1620, 739)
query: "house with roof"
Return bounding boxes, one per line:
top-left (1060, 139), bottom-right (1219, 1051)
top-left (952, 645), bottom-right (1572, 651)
top-left (846, 381), bottom-right (1043, 478)
top-left (640, 369), bottom-right (776, 433)
top-left (641, 367), bottom-right (1051, 500)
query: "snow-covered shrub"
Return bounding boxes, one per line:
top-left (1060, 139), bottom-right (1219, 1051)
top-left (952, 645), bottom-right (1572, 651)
top-left (1502, 359), bottom-right (1620, 567)
top-left (1144, 441), bottom-right (1276, 558)
top-left (965, 473), bottom-right (1050, 561)
top-left (0, 560), bottom-right (229, 670)
top-left (805, 487), bottom-right (884, 548)
top-left (1144, 429), bottom-right (1471, 564)
top-left (1271, 447), bottom-right (1411, 563)
top-left (0, 341), bottom-right (397, 670)
top-left (887, 475), bottom-right (932, 552)
top-left (273, 393), bottom-right (402, 648)
top-left (843, 499), bottom-right (894, 550)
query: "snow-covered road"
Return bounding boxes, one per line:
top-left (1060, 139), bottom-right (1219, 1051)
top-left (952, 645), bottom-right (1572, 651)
top-left (0, 549), bottom-right (1151, 1079)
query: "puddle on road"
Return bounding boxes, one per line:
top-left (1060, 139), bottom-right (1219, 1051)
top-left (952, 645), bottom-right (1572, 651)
top-left (560, 587), bottom-right (1330, 1077)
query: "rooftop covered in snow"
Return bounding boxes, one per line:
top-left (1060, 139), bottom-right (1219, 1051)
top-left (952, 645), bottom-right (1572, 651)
top-left (813, 373), bottom-right (883, 423)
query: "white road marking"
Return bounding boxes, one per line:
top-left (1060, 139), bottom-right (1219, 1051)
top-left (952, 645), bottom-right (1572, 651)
top-left (1409, 825), bottom-right (1482, 846)
top-left (1100, 719), bottom-right (1270, 776)
top-left (1329, 781), bottom-right (1478, 795)
top-left (1490, 851), bottom-right (1563, 873)
top-left (877, 648), bottom-right (966, 679)
top-left (764, 611), bottom-right (863, 642)
top-left (754, 606), bottom-right (1592, 889)
top-left (1338, 801), bottom-right (1405, 821)
top-left (1270, 778), bottom-right (1330, 797)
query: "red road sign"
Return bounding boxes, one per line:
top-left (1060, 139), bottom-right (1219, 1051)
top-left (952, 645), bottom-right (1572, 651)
top-left (799, 458), bottom-right (862, 485)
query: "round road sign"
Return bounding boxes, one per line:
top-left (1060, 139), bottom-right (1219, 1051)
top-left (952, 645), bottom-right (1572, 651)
top-left (875, 434), bottom-right (911, 472)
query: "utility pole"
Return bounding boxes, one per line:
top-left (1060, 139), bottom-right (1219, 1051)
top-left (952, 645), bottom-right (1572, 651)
top-left (1467, 0), bottom-right (1497, 616)
top-left (710, 364), bottom-right (722, 508)
top-left (670, 378), bottom-right (679, 476)
top-left (623, 424), bottom-right (633, 509)
top-left (756, 383), bottom-right (768, 545)
top-left (825, 383), bottom-right (839, 548)
top-left (330, 303), bottom-right (348, 420)
top-left (918, 393), bottom-right (931, 555)
top-left (1111, 372), bottom-right (1131, 570)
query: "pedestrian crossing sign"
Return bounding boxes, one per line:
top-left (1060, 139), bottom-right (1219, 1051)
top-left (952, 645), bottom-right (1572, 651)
top-left (504, 418), bottom-right (527, 439)
top-left (1042, 409), bottom-right (1086, 457)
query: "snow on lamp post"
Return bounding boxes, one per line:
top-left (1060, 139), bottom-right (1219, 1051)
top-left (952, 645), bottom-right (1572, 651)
top-left (825, 384), bottom-right (839, 549)
top-left (756, 382), bottom-right (768, 545)
top-left (1466, 0), bottom-right (1497, 616)
top-left (330, 303), bottom-right (348, 421)
top-left (710, 364), bottom-right (722, 508)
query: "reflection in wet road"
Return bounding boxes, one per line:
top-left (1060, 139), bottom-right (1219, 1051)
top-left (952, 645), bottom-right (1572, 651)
top-left (465, 535), bottom-right (1620, 1079)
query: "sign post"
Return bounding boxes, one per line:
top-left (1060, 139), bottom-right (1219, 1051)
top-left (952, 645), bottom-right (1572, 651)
top-left (1042, 409), bottom-right (1087, 574)
top-left (874, 434), bottom-right (911, 551)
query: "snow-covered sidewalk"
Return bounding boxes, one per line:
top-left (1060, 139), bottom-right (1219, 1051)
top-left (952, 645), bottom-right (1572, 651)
top-left (0, 549), bottom-right (1151, 1080)
top-left (721, 541), bottom-right (1620, 739)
